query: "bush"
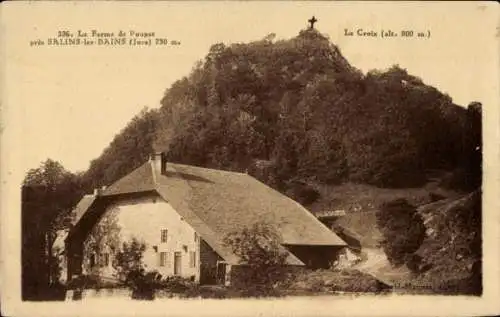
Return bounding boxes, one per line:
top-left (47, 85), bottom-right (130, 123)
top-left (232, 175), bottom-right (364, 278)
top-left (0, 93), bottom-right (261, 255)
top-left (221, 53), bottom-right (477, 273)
top-left (405, 253), bottom-right (424, 273)
top-left (285, 181), bottom-right (320, 206)
top-left (113, 238), bottom-right (147, 282)
top-left (159, 275), bottom-right (197, 293)
top-left (124, 269), bottom-right (163, 300)
top-left (376, 199), bottom-right (426, 267)
top-left (110, 237), bottom-right (161, 300)
top-left (122, 269), bottom-right (200, 300)
top-left (223, 222), bottom-right (289, 297)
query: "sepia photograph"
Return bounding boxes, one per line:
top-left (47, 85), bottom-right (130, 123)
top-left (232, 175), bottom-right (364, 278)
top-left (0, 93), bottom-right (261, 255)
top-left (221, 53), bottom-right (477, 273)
top-left (1, 1), bottom-right (499, 316)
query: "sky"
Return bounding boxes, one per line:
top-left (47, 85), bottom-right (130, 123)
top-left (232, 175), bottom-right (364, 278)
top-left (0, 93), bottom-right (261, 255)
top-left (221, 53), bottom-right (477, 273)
top-left (2, 1), bottom-right (498, 182)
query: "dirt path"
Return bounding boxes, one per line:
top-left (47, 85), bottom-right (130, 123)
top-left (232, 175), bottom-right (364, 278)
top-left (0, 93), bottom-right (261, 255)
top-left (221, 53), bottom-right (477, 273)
top-left (355, 248), bottom-right (388, 271)
top-left (354, 248), bottom-right (411, 287)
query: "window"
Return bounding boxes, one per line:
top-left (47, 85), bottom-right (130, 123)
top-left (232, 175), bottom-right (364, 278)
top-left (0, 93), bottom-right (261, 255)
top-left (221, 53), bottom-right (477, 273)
top-left (100, 253), bottom-right (109, 267)
top-left (189, 251), bottom-right (196, 268)
top-left (161, 229), bottom-right (168, 243)
top-left (194, 232), bottom-right (198, 243)
top-left (90, 254), bottom-right (96, 267)
top-left (159, 252), bottom-right (168, 267)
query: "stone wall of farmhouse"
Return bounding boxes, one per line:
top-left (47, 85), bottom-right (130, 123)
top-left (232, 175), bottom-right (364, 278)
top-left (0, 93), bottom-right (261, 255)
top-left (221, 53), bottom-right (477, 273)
top-left (82, 194), bottom-right (201, 282)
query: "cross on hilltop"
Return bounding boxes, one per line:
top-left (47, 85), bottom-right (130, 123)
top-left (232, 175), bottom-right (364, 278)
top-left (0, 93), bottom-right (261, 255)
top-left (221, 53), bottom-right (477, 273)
top-left (308, 16), bottom-right (318, 29)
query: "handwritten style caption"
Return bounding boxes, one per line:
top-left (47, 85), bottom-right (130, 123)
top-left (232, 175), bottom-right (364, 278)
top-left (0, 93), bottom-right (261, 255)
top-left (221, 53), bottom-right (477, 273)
top-left (29, 30), bottom-right (181, 47)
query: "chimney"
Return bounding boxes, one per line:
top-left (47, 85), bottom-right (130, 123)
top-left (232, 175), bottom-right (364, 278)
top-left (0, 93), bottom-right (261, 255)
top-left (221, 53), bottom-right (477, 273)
top-left (149, 152), bottom-right (167, 175)
top-left (93, 185), bottom-right (107, 196)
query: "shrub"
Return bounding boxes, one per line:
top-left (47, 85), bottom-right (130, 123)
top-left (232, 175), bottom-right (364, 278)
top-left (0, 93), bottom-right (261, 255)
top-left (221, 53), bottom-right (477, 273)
top-left (123, 269), bottom-right (199, 300)
top-left (126, 269), bottom-right (162, 300)
top-left (223, 222), bottom-right (289, 297)
top-left (113, 237), bottom-right (146, 282)
top-left (405, 253), bottom-right (424, 273)
top-left (159, 275), bottom-right (197, 293)
top-left (111, 237), bottom-right (160, 300)
top-left (376, 199), bottom-right (426, 267)
top-left (285, 181), bottom-right (320, 206)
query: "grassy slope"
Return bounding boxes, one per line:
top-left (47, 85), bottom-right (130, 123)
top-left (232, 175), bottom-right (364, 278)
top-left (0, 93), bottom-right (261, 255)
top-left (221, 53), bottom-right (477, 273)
top-left (308, 181), bottom-right (461, 215)
top-left (307, 180), bottom-right (461, 248)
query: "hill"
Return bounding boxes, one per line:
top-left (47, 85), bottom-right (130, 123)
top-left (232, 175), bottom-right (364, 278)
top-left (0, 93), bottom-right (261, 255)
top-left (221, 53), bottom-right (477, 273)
top-left (81, 28), bottom-right (480, 197)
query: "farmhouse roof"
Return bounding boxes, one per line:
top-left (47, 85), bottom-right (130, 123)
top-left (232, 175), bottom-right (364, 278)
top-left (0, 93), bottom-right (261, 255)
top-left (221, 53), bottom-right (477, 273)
top-left (68, 154), bottom-right (347, 265)
top-left (71, 194), bottom-right (98, 227)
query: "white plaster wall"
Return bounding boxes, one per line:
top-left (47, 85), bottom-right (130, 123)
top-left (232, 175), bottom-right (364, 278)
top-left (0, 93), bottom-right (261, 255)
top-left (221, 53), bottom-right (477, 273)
top-left (83, 195), bottom-right (200, 282)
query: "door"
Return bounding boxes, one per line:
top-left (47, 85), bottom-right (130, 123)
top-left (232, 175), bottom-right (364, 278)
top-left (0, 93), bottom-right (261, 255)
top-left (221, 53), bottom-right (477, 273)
top-left (200, 264), bottom-right (217, 285)
top-left (174, 252), bottom-right (182, 276)
top-left (216, 262), bottom-right (227, 285)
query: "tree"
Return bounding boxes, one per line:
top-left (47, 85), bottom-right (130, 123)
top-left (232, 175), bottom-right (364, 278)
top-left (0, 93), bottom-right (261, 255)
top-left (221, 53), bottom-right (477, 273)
top-left (223, 222), bottom-right (289, 296)
top-left (112, 237), bottom-right (162, 300)
top-left (22, 159), bottom-right (83, 299)
top-left (113, 237), bottom-right (147, 282)
top-left (23, 159), bottom-right (82, 230)
top-left (80, 29), bottom-right (471, 194)
top-left (376, 199), bottom-right (426, 268)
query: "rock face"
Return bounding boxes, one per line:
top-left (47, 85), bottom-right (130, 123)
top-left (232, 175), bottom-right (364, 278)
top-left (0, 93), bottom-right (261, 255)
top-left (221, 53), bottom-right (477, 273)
top-left (413, 191), bottom-right (482, 294)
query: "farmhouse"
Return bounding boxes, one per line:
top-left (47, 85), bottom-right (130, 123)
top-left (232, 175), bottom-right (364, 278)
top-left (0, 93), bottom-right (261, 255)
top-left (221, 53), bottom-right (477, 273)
top-left (65, 153), bottom-right (346, 286)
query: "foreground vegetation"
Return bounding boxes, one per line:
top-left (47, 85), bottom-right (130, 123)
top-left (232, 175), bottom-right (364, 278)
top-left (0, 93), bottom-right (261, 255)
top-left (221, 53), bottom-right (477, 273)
top-left (66, 268), bottom-right (391, 300)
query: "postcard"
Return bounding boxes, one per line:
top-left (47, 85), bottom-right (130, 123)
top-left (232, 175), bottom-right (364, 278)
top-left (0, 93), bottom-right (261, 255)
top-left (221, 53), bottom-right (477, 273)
top-left (1, 1), bottom-right (499, 316)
